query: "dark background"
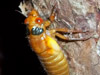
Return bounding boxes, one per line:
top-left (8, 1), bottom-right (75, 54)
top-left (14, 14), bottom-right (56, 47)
top-left (1, 0), bottom-right (47, 75)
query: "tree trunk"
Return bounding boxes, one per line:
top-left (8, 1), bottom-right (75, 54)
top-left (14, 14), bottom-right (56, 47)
top-left (19, 0), bottom-right (100, 75)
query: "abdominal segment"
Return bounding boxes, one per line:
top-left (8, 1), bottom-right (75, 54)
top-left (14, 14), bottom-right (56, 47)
top-left (38, 50), bottom-right (69, 75)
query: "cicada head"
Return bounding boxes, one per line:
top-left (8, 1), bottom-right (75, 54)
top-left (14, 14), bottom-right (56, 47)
top-left (24, 9), bottom-right (39, 25)
top-left (24, 9), bottom-right (46, 36)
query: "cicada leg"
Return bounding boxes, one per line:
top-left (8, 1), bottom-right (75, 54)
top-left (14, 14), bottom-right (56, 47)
top-left (49, 28), bottom-right (91, 41)
top-left (43, 20), bottom-right (51, 27)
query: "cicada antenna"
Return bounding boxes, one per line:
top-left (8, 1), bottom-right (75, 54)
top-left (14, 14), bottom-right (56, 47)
top-left (15, 10), bottom-right (27, 17)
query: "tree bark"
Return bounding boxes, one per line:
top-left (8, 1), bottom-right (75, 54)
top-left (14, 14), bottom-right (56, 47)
top-left (19, 0), bottom-right (100, 75)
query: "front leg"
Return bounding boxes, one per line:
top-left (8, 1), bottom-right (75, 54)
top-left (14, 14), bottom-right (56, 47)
top-left (55, 32), bottom-right (91, 41)
top-left (43, 20), bottom-right (51, 27)
top-left (54, 28), bottom-right (86, 33)
top-left (49, 28), bottom-right (91, 41)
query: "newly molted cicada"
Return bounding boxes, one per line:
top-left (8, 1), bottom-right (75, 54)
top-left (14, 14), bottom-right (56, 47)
top-left (24, 9), bottom-right (88, 75)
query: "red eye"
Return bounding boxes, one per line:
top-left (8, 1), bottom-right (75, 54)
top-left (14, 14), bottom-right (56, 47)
top-left (35, 17), bottom-right (43, 24)
top-left (24, 19), bottom-right (28, 24)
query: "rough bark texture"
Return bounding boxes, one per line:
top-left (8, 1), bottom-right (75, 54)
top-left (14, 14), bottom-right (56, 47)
top-left (19, 0), bottom-right (100, 75)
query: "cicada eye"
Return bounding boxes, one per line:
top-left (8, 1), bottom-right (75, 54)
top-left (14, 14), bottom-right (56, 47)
top-left (24, 18), bottom-right (29, 24)
top-left (35, 17), bottom-right (43, 24)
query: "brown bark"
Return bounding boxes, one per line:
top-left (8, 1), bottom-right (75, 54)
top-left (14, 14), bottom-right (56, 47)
top-left (19, 0), bottom-right (100, 75)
